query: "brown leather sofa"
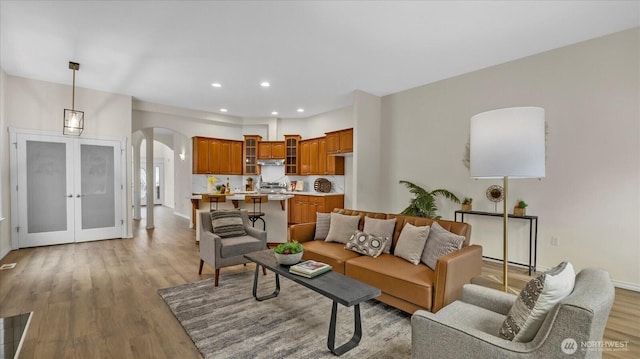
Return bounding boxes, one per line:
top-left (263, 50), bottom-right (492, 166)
top-left (289, 209), bottom-right (483, 314)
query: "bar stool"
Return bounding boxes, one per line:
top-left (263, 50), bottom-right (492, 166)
top-left (245, 194), bottom-right (268, 230)
top-left (204, 194), bottom-right (226, 211)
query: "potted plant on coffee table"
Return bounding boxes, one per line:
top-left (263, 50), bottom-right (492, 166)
top-left (273, 241), bottom-right (304, 265)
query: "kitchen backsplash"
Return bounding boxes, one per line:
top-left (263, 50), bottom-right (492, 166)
top-left (288, 175), bottom-right (345, 194)
top-left (193, 173), bottom-right (345, 194)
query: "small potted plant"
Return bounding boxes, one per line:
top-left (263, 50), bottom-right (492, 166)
top-left (462, 197), bottom-right (473, 212)
top-left (514, 200), bottom-right (528, 216)
top-left (215, 184), bottom-right (222, 194)
top-left (273, 241), bottom-right (304, 265)
top-left (246, 177), bottom-right (254, 191)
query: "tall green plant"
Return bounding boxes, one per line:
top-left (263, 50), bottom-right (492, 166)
top-left (399, 180), bottom-right (460, 219)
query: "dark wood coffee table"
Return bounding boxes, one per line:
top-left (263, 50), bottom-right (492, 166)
top-left (244, 249), bottom-right (381, 356)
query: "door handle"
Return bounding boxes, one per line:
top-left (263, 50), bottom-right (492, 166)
top-left (76, 194), bottom-right (84, 198)
top-left (66, 194), bottom-right (73, 198)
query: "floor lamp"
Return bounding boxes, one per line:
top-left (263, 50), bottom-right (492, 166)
top-left (470, 107), bottom-right (545, 292)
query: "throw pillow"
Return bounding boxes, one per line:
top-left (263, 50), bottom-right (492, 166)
top-left (210, 209), bottom-right (247, 238)
top-left (345, 230), bottom-right (388, 258)
top-left (499, 261), bottom-right (576, 342)
top-left (363, 217), bottom-right (397, 253)
top-left (314, 212), bottom-right (331, 240)
top-left (421, 221), bottom-right (465, 270)
top-left (393, 223), bottom-right (430, 265)
top-left (325, 212), bottom-right (360, 244)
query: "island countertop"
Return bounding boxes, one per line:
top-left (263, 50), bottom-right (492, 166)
top-left (191, 192), bottom-right (293, 243)
top-left (191, 193), bottom-right (294, 201)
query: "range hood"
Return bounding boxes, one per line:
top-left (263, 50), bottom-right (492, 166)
top-left (257, 159), bottom-right (285, 166)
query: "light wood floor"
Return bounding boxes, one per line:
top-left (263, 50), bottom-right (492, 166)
top-left (0, 206), bottom-right (638, 358)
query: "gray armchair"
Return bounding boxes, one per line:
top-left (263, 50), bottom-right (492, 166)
top-left (198, 209), bottom-right (268, 286)
top-left (411, 268), bottom-right (615, 359)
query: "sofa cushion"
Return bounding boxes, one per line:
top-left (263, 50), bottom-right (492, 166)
top-left (345, 230), bottom-right (388, 258)
top-left (219, 235), bottom-right (264, 258)
top-left (314, 212), bottom-right (331, 240)
top-left (363, 216), bottom-right (397, 253)
top-left (325, 212), bottom-right (360, 244)
top-left (421, 221), bottom-right (465, 270)
top-left (301, 240), bottom-right (361, 274)
top-left (499, 261), bottom-right (575, 342)
top-left (394, 223), bottom-right (430, 265)
top-left (346, 254), bottom-right (434, 310)
top-left (210, 209), bottom-right (247, 238)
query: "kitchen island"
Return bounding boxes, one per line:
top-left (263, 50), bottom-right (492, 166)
top-left (192, 193), bottom-right (294, 244)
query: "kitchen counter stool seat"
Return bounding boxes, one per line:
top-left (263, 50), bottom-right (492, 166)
top-left (203, 193), bottom-right (226, 210)
top-left (245, 194), bottom-right (268, 230)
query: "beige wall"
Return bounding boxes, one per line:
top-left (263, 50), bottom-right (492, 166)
top-left (0, 68), bottom-right (9, 258)
top-left (0, 75), bottom-right (133, 257)
top-left (380, 28), bottom-right (640, 289)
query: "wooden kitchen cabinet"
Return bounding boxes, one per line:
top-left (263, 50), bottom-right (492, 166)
top-left (243, 135), bottom-right (261, 175)
top-left (309, 139), bottom-right (319, 175)
top-left (319, 137), bottom-right (344, 175)
top-left (258, 141), bottom-right (285, 159)
top-left (230, 141), bottom-right (243, 174)
top-left (284, 135), bottom-right (301, 175)
top-left (326, 128), bottom-right (353, 155)
top-left (193, 137), bottom-right (210, 174)
top-left (219, 141), bottom-right (231, 173)
top-left (299, 139), bottom-right (310, 175)
top-left (192, 137), bottom-right (241, 175)
top-left (288, 194), bottom-right (345, 224)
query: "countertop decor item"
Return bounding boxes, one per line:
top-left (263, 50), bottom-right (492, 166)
top-left (314, 178), bottom-right (332, 193)
top-left (471, 106), bottom-right (546, 292)
top-left (514, 200), bottom-right (528, 216)
top-left (486, 185), bottom-right (504, 212)
top-left (461, 198), bottom-right (473, 212)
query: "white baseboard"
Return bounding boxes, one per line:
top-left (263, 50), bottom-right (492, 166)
top-left (0, 246), bottom-right (12, 261)
top-left (483, 260), bottom-right (640, 292)
top-left (174, 212), bottom-right (190, 220)
top-left (611, 280), bottom-right (640, 292)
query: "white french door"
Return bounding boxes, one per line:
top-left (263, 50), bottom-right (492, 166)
top-left (11, 131), bottom-right (124, 248)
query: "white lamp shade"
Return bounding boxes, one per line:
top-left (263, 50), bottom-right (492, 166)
top-left (470, 107), bottom-right (545, 179)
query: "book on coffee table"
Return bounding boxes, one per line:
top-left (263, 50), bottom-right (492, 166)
top-left (289, 260), bottom-right (332, 278)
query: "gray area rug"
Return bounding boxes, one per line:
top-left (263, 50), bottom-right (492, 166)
top-left (158, 268), bottom-right (412, 358)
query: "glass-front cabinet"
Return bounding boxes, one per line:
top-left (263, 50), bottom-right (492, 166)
top-left (243, 135), bottom-right (261, 175)
top-left (284, 135), bottom-right (301, 175)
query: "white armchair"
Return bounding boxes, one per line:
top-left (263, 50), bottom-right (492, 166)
top-left (411, 268), bottom-right (615, 359)
top-left (198, 209), bottom-right (267, 286)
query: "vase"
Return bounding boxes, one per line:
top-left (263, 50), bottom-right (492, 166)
top-left (207, 182), bottom-right (213, 193)
top-left (462, 204), bottom-right (472, 212)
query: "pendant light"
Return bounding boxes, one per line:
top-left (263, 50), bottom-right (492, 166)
top-left (63, 61), bottom-right (84, 135)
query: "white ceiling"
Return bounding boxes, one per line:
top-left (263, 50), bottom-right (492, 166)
top-left (1, 1), bottom-right (638, 119)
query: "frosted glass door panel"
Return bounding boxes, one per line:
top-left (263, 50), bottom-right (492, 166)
top-left (74, 138), bottom-right (122, 242)
top-left (16, 135), bottom-right (74, 247)
top-left (80, 144), bottom-right (115, 229)
top-left (26, 141), bottom-right (68, 233)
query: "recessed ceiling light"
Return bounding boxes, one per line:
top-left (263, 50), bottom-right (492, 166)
top-left (271, 111), bottom-right (278, 115)
top-left (220, 108), bottom-right (228, 112)
top-left (297, 108), bottom-right (304, 113)
top-left (261, 82), bottom-right (270, 88)
top-left (211, 83), bottom-right (222, 88)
